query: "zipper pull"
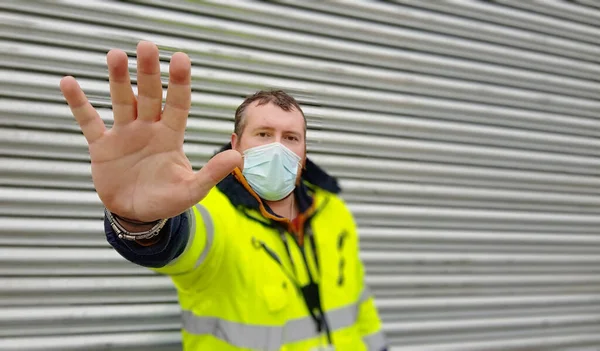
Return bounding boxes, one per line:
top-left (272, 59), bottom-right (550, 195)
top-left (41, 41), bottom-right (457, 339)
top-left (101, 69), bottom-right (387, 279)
top-left (252, 236), bottom-right (283, 265)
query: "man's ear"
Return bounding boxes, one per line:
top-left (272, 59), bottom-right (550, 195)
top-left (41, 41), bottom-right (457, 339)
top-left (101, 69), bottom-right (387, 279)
top-left (231, 133), bottom-right (239, 150)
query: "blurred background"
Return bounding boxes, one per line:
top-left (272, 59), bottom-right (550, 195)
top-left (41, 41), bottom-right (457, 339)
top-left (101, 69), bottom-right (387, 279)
top-left (1, 1), bottom-right (600, 350)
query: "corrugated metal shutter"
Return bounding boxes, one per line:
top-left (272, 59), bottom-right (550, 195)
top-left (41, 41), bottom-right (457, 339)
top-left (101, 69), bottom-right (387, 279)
top-left (1, 0), bottom-right (600, 350)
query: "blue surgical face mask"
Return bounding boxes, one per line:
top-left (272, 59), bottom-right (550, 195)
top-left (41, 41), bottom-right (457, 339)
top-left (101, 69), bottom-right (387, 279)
top-left (242, 142), bottom-right (302, 201)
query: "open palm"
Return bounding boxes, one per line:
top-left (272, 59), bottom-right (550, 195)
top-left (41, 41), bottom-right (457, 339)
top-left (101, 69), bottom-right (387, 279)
top-left (60, 41), bottom-right (241, 222)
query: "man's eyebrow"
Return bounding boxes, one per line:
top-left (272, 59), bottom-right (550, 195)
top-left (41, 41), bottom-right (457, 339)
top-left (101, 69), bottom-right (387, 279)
top-left (249, 126), bottom-right (275, 132)
top-left (249, 126), bottom-right (303, 137)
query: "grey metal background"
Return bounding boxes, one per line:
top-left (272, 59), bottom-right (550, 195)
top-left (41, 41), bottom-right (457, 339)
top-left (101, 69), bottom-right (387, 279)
top-left (1, 0), bottom-right (600, 350)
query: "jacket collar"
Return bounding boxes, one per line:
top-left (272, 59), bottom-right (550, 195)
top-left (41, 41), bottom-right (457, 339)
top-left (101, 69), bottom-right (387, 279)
top-left (215, 142), bottom-right (341, 220)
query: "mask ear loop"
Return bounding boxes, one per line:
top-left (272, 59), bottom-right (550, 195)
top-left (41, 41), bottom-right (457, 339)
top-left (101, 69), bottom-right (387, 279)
top-left (295, 160), bottom-right (304, 187)
top-left (239, 154), bottom-right (245, 172)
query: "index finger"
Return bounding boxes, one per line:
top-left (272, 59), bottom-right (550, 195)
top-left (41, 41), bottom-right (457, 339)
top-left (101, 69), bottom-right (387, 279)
top-left (60, 76), bottom-right (106, 144)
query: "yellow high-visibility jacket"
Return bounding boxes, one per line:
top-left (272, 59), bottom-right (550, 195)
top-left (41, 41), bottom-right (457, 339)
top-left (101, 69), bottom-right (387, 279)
top-left (107, 154), bottom-right (387, 351)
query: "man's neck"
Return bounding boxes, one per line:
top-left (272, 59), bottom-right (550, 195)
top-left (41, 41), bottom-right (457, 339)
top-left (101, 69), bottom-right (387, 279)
top-left (265, 194), bottom-right (298, 220)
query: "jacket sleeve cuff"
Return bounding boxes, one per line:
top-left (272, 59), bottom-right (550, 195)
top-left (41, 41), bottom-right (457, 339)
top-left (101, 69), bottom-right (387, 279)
top-left (105, 210), bottom-right (191, 268)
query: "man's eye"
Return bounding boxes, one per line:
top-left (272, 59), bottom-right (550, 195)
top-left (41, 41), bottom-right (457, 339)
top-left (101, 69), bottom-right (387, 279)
top-left (258, 132), bottom-right (269, 137)
top-left (286, 136), bottom-right (299, 141)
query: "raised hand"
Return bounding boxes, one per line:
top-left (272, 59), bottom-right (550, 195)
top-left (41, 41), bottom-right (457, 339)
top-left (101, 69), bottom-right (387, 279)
top-left (60, 41), bottom-right (241, 222)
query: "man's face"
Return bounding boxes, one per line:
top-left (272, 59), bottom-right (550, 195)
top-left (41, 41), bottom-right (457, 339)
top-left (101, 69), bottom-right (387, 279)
top-left (232, 101), bottom-right (306, 165)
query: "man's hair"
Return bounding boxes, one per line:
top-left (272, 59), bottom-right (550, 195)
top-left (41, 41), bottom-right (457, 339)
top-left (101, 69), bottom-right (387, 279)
top-left (234, 90), bottom-right (306, 137)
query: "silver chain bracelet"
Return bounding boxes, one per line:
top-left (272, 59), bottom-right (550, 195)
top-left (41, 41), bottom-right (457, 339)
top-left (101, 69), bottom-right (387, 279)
top-left (105, 208), bottom-right (168, 241)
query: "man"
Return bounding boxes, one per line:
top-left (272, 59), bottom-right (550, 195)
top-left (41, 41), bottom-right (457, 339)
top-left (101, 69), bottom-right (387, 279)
top-left (60, 40), bottom-right (387, 351)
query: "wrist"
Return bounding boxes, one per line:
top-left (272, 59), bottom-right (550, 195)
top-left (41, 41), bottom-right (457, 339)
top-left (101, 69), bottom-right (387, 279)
top-left (112, 213), bottom-right (158, 232)
top-left (114, 218), bottom-right (156, 232)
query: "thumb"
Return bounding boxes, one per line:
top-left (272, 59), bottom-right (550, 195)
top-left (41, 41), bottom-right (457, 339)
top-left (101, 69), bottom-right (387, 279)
top-left (187, 149), bottom-right (243, 202)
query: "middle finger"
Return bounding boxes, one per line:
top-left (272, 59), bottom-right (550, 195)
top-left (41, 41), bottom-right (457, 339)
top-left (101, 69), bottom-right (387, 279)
top-left (135, 41), bottom-right (163, 122)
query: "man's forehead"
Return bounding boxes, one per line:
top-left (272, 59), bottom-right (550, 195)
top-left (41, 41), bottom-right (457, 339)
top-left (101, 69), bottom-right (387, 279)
top-left (244, 101), bottom-right (304, 125)
top-left (245, 100), bottom-right (299, 113)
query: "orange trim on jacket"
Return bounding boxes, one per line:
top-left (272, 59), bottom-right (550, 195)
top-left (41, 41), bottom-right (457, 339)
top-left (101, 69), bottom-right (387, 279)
top-left (232, 168), bottom-right (316, 245)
